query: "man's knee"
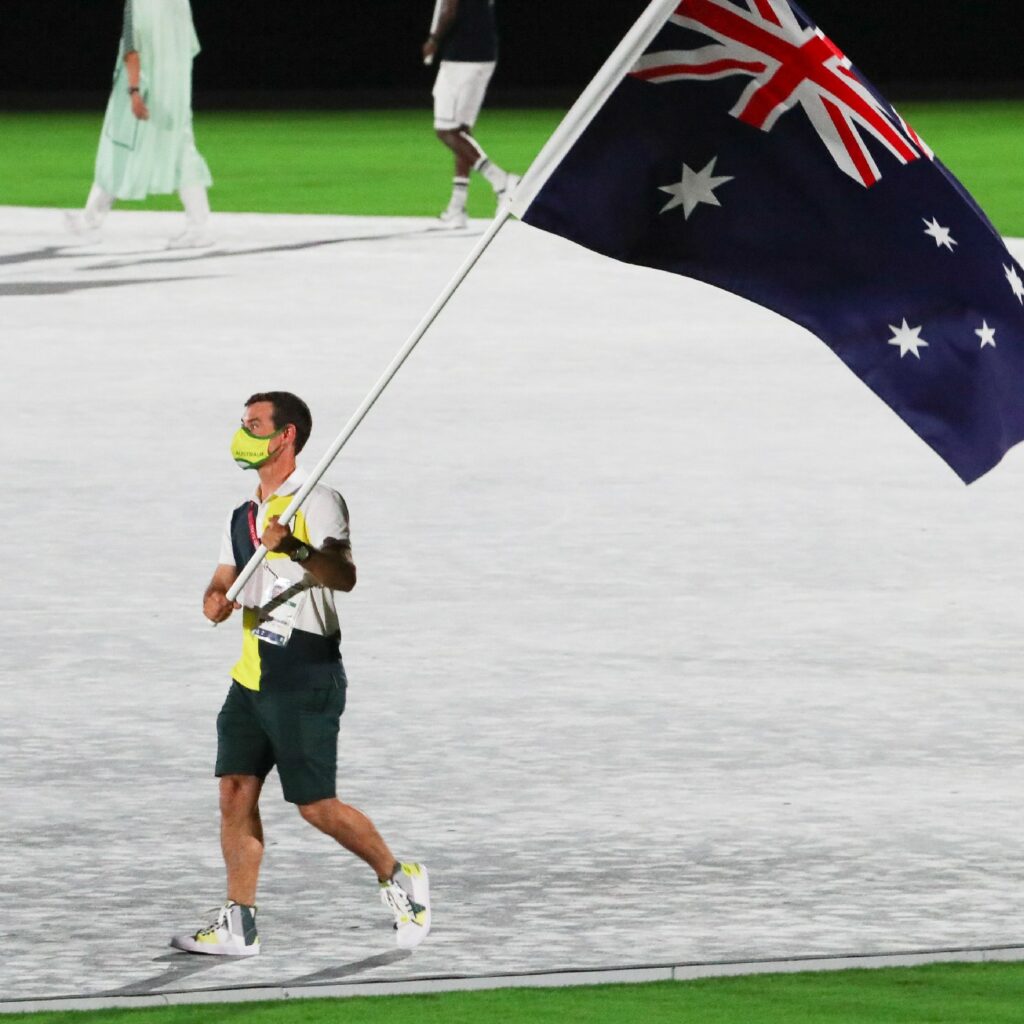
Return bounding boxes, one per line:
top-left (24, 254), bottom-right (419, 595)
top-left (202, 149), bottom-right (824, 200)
top-left (219, 774), bottom-right (261, 819)
top-left (297, 797), bottom-right (338, 831)
top-left (437, 125), bottom-right (473, 143)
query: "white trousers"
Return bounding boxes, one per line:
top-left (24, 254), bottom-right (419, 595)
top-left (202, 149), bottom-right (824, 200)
top-left (83, 182), bottom-right (210, 227)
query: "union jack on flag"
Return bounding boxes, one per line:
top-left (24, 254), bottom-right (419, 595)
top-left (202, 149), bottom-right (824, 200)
top-left (631, 0), bottom-right (932, 187)
top-left (516, 0), bottom-right (1024, 483)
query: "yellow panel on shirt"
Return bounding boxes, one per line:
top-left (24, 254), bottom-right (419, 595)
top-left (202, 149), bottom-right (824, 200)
top-left (231, 502), bottom-right (312, 692)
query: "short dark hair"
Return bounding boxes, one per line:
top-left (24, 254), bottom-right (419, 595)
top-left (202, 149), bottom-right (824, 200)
top-left (245, 391), bottom-right (312, 454)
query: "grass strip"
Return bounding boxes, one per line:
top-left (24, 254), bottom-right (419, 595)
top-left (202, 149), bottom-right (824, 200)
top-left (0, 103), bottom-right (1020, 232)
top-left (2, 961), bottom-right (1023, 1024)
top-left (0, 109), bottom-right (559, 220)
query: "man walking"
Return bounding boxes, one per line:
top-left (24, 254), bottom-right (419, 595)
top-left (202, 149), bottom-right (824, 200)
top-left (423, 0), bottom-right (519, 228)
top-left (171, 392), bottom-right (430, 955)
top-left (66, 0), bottom-right (213, 248)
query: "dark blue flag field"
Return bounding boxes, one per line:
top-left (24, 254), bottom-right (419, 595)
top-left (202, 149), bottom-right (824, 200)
top-left (517, 0), bottom-right (1024, 483)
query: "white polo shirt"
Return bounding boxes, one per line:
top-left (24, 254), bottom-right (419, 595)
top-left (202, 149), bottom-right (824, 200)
top-left (219, 468), bottom-right (351, 690)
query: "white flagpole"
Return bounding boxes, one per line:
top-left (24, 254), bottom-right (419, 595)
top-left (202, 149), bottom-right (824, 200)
top-left (225, 0), bottom-right (678, 605)
top-left (226, 209), bottom-right (512, 603)
top-left (510, 0), bottom-right (679, 219)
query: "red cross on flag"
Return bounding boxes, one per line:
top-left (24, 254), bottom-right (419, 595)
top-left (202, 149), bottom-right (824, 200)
top-left (630, 0), bottom-right (933, 187)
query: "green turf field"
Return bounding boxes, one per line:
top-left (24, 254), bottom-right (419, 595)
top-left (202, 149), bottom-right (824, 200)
top-left (2, 963), bottom-right (1023, 1024)
top-left (0, 103), bottom-right (1022, 232)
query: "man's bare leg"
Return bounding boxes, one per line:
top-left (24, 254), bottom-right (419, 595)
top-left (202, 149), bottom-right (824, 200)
top-left (437, 124), bottom-right (479, 177)
top-left (435, 124), bottom-right (513, 218)
top-left (220, 774), bottom-right (265, 905)
top-left (298, 797), bottom-right (397, 880)
top-left (298, 796), bottom-right (432, 948)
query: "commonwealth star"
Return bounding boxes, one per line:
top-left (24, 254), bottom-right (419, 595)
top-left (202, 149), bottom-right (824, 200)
top-left (887, 319), bottom-right (929, 359)
top-left (659, 157), bottom-right (734, 219)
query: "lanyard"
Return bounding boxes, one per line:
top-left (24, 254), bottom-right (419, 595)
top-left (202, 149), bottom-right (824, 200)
top-left (245, 500), bottom-right (284, 584)
top-left (247, 501), bottom-right (260, 548)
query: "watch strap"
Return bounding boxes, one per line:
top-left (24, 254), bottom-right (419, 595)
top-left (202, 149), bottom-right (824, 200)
top-left (289, 543), bottom-right (312, 563)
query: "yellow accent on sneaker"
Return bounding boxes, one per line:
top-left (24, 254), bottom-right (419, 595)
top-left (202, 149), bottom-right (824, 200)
top-left (401, 863), bottom-right (423, 878)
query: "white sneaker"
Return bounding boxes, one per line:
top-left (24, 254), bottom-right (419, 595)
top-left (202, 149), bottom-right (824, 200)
top-left (495, 173), bottom-right (522, 211)
top-left (380, 862), bottom-right (431, 948)
top-left (166, 226), bottom-right (215, 250)
top-left (63, 210), bottom-right (102, 244)
top-left (170, 901), bottom-right (260, 956)
top-left (437, 207), bottom-right (468, 230)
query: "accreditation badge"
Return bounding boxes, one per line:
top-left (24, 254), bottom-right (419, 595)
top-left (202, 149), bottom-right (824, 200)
top-left (251, 574), bottom-right (307, 648)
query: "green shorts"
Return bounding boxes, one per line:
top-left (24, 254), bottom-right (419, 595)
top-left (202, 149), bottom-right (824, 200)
top-left (215, 665), bottom-right (347, 805)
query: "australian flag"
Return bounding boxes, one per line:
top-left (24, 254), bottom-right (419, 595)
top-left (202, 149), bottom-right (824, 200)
top-left (515, 0), bottom-right (1024, 483)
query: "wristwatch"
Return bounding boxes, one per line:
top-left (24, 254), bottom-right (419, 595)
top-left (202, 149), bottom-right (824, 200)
top-left (290, 543), bottom-right (312, 563)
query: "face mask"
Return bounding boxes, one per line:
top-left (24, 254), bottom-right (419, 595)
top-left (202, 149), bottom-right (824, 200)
top-left (230, 425), bottom-right (285, 469)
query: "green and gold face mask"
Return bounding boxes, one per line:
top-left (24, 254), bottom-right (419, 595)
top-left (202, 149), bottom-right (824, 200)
top-left (230, 425), bottom-right (285, 469)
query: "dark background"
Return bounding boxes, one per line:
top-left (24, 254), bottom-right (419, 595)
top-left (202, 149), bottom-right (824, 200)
top-left (1, 1), bottom-right (1020, 108)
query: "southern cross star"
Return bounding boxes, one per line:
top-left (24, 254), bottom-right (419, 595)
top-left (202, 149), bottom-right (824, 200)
top-left (887, 318), bottom-right (929, 359)
top-left (659, 157), bottom-right (734, 219)
top-left (975, 321), bottom-right (997, 348)
top-left (1005, 264), bottom-right (1024, 304)
top-left (922, 217), bottom-right (957, 252)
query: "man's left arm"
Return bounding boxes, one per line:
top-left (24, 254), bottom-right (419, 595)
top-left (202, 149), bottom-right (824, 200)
top-left (262, 515), bottom-right (357, 592)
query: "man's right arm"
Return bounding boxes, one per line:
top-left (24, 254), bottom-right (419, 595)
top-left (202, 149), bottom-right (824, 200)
top-left (423, 0), bottom-right (459, 63)
top-left (203, 564), bottom-right (240, 623)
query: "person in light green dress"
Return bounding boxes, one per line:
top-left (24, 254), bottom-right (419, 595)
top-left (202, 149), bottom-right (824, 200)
top-left (67, 0), bottom-right (213, 247)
